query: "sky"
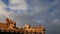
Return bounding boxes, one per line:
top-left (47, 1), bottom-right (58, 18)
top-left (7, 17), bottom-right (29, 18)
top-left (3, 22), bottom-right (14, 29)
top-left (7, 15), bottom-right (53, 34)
top-left (0, 0), bottom-right (60, 34)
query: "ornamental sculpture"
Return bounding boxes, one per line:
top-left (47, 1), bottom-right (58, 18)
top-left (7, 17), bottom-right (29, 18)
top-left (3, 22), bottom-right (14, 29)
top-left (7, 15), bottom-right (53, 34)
top-left (0, 18), bottom-right (45, 34)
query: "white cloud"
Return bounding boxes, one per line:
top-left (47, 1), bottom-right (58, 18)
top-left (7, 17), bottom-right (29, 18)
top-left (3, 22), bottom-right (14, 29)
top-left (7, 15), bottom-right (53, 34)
top-left (0, 0), bottom-right (13, 18)
top-left (0, 1), bottom-right (60, 34)
top-left (9, 0), bottom-right (28, 10)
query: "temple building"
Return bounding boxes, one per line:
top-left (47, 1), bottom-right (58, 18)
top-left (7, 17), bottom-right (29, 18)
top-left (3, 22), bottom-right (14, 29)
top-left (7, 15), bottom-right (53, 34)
top-left (0, 18), bottom-right (45, 34)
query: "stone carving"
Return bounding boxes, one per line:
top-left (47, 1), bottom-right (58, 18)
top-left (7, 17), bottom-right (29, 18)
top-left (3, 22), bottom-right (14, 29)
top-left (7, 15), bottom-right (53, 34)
top-left (0, 18), bottom-right (45, 34)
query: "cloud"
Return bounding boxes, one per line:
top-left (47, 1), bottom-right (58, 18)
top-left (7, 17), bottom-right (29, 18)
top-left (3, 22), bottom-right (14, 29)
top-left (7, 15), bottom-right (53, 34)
top-left (0, 0), bottom-right (12, 18)
top-left (0, 0), bottom-right (17, 22)
top-left (25, 0), bottom-right (60, 34)
top-left (9, 0), bottom-right (28, 11)
top-left (0, 0), bottom-right (60, 34)
top-left (44, 0), bottom-right (60, 34)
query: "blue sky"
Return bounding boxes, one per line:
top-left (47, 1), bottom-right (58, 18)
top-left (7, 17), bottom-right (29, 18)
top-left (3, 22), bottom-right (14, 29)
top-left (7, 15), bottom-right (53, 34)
top-left (0, 0), bottom-right (60, 34)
